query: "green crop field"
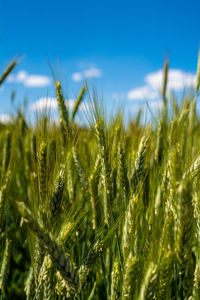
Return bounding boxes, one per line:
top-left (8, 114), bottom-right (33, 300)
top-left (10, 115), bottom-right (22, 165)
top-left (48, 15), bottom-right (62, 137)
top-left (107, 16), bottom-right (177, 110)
top-left (0, 55), bottom-right (200, 299)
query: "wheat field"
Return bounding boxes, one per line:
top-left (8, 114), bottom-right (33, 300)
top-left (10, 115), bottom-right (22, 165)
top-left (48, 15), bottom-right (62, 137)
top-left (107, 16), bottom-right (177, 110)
top-left (0, 55), bottom-right (200, 299)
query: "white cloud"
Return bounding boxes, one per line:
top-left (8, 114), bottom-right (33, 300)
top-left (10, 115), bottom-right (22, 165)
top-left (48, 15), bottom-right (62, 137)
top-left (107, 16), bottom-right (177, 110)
top-left (30, 97), bottom-right (88, 113)
top-left (7, 70), bottom-right (52, 87)
top-left (25, 75), bottom-right (51, 87)
top-left (71, 72), bottom-right (83, 82)
top-left (80, 101), bottom-right (90, 112)
top-left (128, 68), bottom-right (196, 101)
top-left (65, 99), bottom-right (89, 111)
top-left (148, 100), bottom-right (163, 110)
top-left (65, 99), bottom-right (75, 109)
top-left (31, 97), bottom-right (58, 111)
top-left (16, 70), bottom-right (28, 82)
top-left (71, 67), bottom-right (102, 82)
top-left (0, 114), bottom-right (11, 123)
top-left (83, 68), bottom-right (102, 78)
top-left (128, 85), bottom-right (159, 100)
top-left (146, 69), bottom-right (196, 91)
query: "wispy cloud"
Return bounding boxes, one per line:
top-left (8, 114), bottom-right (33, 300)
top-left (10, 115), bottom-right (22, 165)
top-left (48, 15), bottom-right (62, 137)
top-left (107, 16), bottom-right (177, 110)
top-left (0, 114), bottom-right (11, 123)
top-left (71, 67), bottom-right (102, 82)
top-left (128, 69), bottom-right (196, 100)
top-left (7, 70), bottom-right (52, 87)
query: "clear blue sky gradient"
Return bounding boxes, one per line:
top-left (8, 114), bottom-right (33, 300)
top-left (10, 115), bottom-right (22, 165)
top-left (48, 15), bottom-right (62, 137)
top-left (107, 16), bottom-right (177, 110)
top-left (0, 0), bottom-right (200, 121)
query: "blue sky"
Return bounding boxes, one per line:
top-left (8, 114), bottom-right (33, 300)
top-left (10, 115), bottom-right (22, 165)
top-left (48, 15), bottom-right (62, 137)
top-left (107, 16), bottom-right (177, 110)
top-left (0, 0), bottom-right (200, 123)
